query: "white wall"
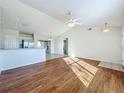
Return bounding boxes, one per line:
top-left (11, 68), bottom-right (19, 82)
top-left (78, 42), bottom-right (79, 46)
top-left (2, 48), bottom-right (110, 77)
top-left (0, 7), bottom-right (3, 49)
top-left (122, 26), bottom-right (124, 66)
top-left (54, 26), bottom-right (122, 63)
top-left (51, 40), bottom-right (54, 54)
top-left (0, 30), bottom-right (3, 49)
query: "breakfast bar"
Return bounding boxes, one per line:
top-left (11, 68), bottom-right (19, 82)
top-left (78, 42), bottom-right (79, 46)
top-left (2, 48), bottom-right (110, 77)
top-left (0, 48), bottom-right (46, 73)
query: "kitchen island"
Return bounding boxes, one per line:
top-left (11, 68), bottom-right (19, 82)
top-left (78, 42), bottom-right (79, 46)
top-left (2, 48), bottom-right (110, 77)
top-left (0, 48), bottom-right (46, 73)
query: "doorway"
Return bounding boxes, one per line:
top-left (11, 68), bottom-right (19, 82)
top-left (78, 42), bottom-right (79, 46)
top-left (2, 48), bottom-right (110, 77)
top-left (63, 38), bottom-right (68, 55)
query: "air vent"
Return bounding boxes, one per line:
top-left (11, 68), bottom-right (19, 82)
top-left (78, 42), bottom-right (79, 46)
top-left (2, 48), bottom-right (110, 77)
top-left (88, 28), bottom-right (92, 31)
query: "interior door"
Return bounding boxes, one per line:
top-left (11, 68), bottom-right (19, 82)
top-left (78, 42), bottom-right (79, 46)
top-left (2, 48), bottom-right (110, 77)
top-left (63, 38), bottom-right (68, 55)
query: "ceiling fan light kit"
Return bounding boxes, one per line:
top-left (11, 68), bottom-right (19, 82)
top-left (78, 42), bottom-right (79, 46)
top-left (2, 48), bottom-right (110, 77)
top-left (68, 22), bottom-right (75, 27)
top-left (67, 12), bottom-right (82, 27)
top-left (67, 12), bottom-right (110, 32)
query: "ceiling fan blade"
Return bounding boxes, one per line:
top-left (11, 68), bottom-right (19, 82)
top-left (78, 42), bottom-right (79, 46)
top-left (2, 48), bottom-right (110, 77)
top-left (68, 19), bottom-right (73, 22)
top-left (75, 22), bottom-right (82, 25)
top-left (73, 18), bottom-right (82, 21)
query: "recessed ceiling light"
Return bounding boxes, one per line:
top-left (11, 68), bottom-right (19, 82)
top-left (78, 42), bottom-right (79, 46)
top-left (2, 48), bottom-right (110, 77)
top-left (88, 28), bottom-right (92, 30)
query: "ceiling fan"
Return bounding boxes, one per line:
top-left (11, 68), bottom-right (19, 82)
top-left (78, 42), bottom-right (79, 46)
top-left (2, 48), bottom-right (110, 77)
top-left (67, 12), bottom-right (82, 27)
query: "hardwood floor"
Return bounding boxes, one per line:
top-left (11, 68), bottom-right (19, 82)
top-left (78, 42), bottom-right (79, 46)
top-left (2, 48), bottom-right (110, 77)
top-left (0, 57), bottom-right (124, 93)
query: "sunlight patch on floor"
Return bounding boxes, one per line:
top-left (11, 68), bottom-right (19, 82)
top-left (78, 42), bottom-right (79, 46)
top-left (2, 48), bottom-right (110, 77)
top-left (77, 61), bottom-right (98, 75)
top-left (63, 57), bottom-right (98, 87)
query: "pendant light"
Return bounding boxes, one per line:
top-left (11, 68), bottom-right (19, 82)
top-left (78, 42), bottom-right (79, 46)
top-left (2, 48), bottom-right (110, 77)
top-left (15, 18), bottom-right (20, 30)
top-left (48, 32), bottom-right (53, 41)
top-left (103, 23), bottom-right (110, 32)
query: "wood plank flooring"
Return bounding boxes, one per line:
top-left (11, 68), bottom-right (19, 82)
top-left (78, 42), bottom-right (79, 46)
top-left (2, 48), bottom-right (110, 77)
top-left (0, 57), bottom-right (124, 93)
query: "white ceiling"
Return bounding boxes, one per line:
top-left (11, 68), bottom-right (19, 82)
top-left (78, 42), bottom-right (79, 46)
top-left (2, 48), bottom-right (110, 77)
top-left (0, 0), bottom-right (124, 38)
top-left (0, 0), bottom-right (68, 37)
top-left (20, 0), bottom-right (124, 27)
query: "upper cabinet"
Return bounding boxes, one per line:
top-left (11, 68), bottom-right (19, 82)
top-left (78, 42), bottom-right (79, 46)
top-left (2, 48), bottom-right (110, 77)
top-left (1, 29), bottom-right (19, 49)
